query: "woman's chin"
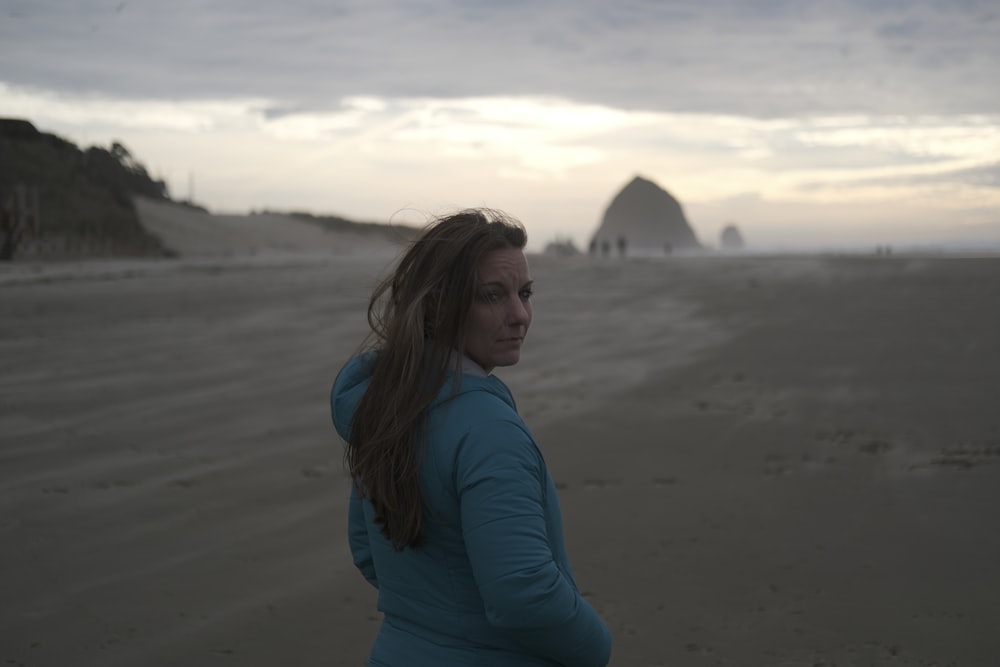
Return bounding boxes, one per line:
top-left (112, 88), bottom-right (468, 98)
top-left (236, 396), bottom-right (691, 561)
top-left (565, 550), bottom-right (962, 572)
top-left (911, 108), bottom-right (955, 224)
top-left (495, 351), bottom-right (522, 368)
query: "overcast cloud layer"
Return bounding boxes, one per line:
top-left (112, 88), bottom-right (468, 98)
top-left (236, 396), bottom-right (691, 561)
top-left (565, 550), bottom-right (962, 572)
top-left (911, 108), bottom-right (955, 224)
top-left (4, 0), bottom-right (999, 117)
top-left (2, 0), bottom-right (999, 249)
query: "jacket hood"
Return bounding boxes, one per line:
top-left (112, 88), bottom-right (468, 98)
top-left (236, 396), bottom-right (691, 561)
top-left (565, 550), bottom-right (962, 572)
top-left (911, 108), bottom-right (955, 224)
top-left (331, 351), bottom-right (378, 442)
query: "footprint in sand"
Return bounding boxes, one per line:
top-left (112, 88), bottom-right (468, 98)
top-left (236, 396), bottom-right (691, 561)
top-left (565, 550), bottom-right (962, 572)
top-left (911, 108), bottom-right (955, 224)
top-left (920, 441), bottom-right (1000, 469)
top-left (858, 439), bottom-right (892, 455)
top-left (582, 478), bottom-right (622, 489)
top-left (92, 480), bottom-right (131, 490)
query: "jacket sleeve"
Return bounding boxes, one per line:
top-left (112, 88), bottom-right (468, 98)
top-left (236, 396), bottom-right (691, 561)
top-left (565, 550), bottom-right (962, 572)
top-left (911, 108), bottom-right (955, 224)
top-left (348, 488), bottom-right (378, 589)
top-left (457, 419), bottom-right (612, 667)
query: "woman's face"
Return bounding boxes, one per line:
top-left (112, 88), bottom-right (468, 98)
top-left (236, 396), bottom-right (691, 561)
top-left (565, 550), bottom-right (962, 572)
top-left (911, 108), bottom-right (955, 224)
top-left (464, 246), bottom-right (533, 374)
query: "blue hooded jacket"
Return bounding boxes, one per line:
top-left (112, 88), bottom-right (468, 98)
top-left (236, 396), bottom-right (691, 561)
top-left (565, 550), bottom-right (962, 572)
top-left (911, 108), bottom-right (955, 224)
top-left (331, 352), bottom-right (612, 667)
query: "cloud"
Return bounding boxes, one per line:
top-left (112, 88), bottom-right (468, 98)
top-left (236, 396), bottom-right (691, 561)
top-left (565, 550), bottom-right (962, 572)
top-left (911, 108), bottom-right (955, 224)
top-left (6, 79), bottom-right (997, 206)
top-left (877, 16), bottom-right (926, 39)
top-left (957, 162), bottom-right (1000, 187)
top-left (799, 160), bottom-right (1000, 191)
top-left (0, 82), bottom-right (263, 132)
top-left (2, 0), bottom-right (998, 117)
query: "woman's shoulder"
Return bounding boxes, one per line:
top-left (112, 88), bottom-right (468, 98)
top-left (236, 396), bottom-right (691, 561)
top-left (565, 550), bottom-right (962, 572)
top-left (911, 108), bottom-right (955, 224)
top-left (433, 378), bottom-right (538, 455)
top-left (436, 373), bottom-right (519, 420)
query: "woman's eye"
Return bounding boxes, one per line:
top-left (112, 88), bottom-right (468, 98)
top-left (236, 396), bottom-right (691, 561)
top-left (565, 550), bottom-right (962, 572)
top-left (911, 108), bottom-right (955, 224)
top-left (519, 289), bottom-right (534, 299)
top-left (481, 291), bottom-right (502, 303)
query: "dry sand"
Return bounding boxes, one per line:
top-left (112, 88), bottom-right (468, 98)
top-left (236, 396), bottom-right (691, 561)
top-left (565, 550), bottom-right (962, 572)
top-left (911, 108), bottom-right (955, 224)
top-left (2, 244), bottom-right (999, 666)
top-left (132, 197), bottom-right (408, 259)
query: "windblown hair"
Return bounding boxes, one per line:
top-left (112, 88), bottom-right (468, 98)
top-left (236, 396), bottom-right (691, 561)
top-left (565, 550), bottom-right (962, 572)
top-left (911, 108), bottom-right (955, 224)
top-left (346, 209), bottom-right (527, 550)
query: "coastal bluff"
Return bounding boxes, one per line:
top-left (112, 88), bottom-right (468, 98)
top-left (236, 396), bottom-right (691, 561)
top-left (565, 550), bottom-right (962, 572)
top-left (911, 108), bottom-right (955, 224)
top-left (1, 118), bottom-right (417, 261)
top-left (1, 118), bottom-right (171, 259)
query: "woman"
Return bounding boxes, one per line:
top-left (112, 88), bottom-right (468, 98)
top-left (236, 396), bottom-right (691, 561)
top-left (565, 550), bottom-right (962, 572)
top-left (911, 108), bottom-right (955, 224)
top-left (331, 209), bottom-right (612, 666)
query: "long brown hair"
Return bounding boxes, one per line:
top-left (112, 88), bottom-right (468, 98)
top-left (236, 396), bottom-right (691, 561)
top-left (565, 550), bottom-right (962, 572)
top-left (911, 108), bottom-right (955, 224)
top-left (346, 209), bottom-right (527, 550)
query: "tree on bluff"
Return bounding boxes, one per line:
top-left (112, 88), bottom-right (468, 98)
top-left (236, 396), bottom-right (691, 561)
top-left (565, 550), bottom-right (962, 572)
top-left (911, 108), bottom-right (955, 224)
top-left (111, 141), bottom-right (139, 172)
top-left (84, 141), bottom-right (169, 203)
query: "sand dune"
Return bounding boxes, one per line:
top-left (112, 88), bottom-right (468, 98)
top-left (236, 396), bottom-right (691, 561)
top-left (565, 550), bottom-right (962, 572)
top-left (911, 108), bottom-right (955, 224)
top-left (2, 253), bottom-right (999, 666)
top-left (133, 197), bottom-right (403, 258)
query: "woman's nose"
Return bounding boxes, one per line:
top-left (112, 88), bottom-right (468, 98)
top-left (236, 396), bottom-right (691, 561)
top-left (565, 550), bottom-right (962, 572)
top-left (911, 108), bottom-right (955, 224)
top-left (508, 298), bottom-right (531, 325)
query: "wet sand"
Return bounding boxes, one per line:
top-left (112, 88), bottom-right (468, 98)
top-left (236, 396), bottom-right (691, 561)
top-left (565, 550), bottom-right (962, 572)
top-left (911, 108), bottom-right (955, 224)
top-left (2, 252), bottom-right (999, 666)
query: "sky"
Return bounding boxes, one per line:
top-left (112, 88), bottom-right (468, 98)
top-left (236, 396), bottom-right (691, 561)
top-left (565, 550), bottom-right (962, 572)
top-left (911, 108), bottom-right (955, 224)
top-left (2, 0), bottom-right (999, 251)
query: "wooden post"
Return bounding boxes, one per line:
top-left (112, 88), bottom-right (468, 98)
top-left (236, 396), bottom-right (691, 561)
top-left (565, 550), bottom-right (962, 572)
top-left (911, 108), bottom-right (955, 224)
top-left (31, 185), bottom-right (40, 234)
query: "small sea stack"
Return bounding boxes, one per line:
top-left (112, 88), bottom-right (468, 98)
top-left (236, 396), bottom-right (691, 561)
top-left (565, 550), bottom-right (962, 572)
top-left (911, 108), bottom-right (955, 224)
top-left (720, 224), bottom-right (746, 249)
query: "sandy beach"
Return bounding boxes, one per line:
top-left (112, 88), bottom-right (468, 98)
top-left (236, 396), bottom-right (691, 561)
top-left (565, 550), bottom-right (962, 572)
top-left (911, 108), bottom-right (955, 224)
top-left (2, 243), bottom-right (999, 666)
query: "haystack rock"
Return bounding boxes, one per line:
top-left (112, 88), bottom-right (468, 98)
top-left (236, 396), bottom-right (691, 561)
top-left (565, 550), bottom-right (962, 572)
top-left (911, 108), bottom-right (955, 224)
top-left (720, 224), bottom-right (745, 249)
top-left (589, 176), bottom-right (700, 255)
